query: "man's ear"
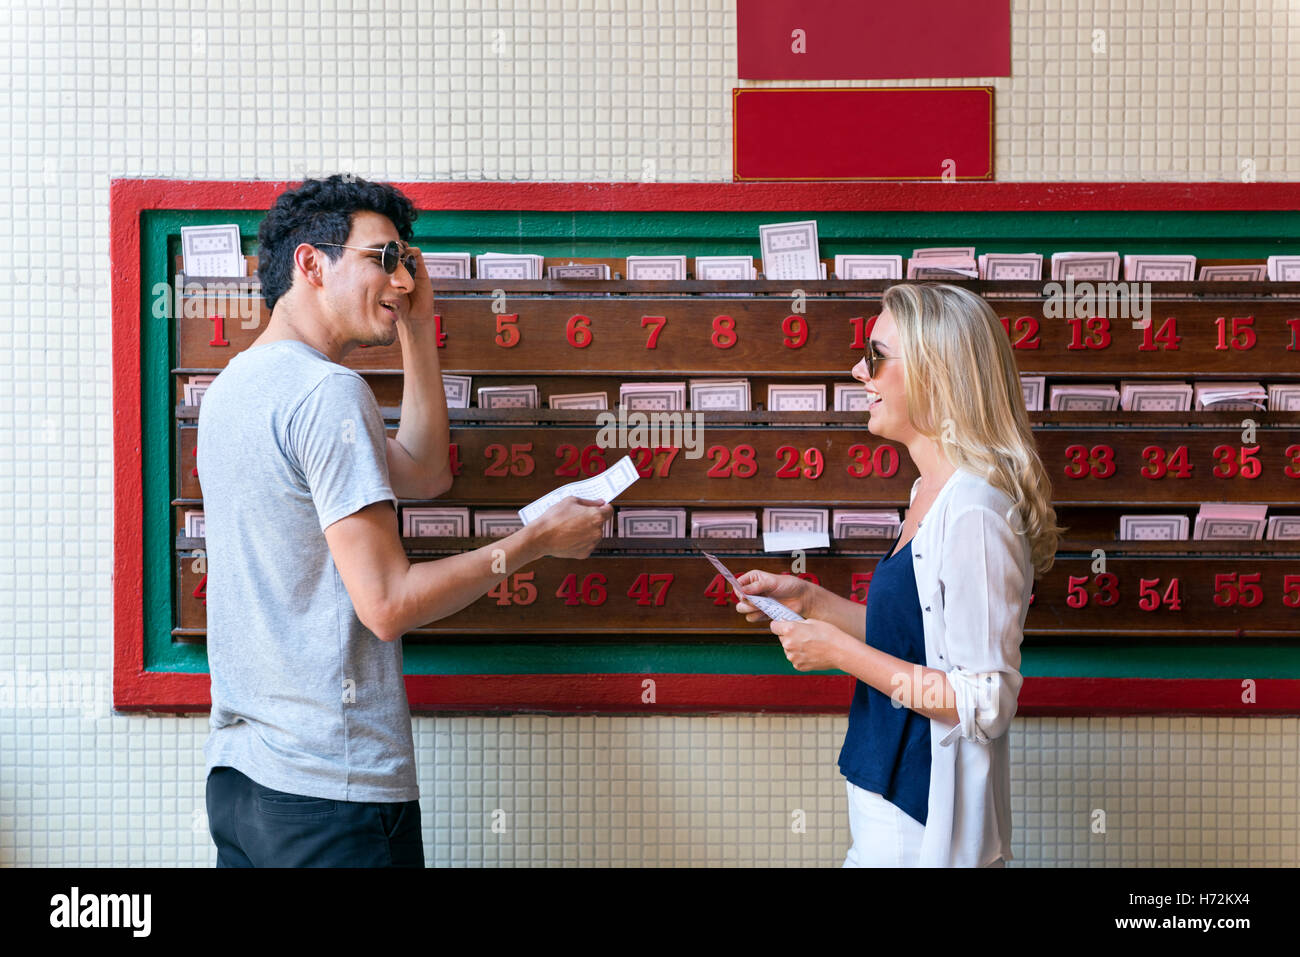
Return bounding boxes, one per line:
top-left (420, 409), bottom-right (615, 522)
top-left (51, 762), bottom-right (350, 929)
top-left (293, 243), bottom-right (328, 290)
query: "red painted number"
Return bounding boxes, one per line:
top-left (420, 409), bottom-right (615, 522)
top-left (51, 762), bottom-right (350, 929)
top-left (849, 572), bottom-right (873, 604)
top-left (630, 446), bottom-right (679, 478)
top-left (1066, 573), bottom-right (1118, 608)
top-left (849, 315), bottom-right (878, 350)
top-left (1138, 577), bottom-right (1182, 611)
top-left (484, 443), bottom-right (535, 477)
top-left (1283, 575), bottom-right (1300, 607)
top-left (998, 315), bottom-right (1041, 350)
top-left (554, 444), bottom-right (606, 477)
top-left (208, 315), bottom-right (230, 347)
top-left (494, 314), bottom-right (520, 347)
top-left (1064, 445), bottom-right (1116, 479)
top-left (556, 573), bottom-right (607, 606)
top-left (846, 444), bottom-right (900, 478)
top-left (447, 443), bottom-right (464, 477)
top-left (782, 315), bottom-right (808, 349)
top-left (489, 572), bottom-right (537, 606)
top-left (1212, 445), bottom-right (1261, 479)
top-left (1140, 445), bottom-right (1193, 479)
top-left (706, 445), bottom-right (758, 478)
top-left (627, 573), bottom-right (673, 606)
top-left (1284, 445), bottom-right (1300, 479)
top-left (1214, 315), bottom-right (1256, 350)
top-left (1214, 572), bottom-right (1263, 607)
top-left (566, 314), bottom-right (592, 348)
top-left (641, 315), bottom-right (666, 349)
top-left (1138, 316), bottom-right (1181, 351)
top-left (705, 573), bottom-right (739, 606)
top-left (775, 446), bottom-right (824, 479)
top-left (1066, 316), bottom-right (1111, 350)
top-left (711, 315), bottom-right (738, 349)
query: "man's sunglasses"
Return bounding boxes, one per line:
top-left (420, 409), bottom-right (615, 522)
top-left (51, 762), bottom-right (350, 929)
top-left (863, 339), bottom-right (892, 379)
top-left (315, 241), bottom-right (419, 278)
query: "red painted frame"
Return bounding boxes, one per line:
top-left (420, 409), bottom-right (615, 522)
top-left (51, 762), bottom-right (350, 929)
top-left (112, 179), bottom-right (1300, 714)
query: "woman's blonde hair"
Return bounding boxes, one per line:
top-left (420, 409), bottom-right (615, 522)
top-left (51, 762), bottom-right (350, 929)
top-left (882, 283), bottom-right (1063, 576)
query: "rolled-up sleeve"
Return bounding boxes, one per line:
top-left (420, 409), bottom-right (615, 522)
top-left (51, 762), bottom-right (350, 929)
top-left (935, 505), bottom-right (1027, 746)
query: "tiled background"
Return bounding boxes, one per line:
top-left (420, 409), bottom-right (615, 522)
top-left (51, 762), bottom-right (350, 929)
top-left (1, 0), bottom-right (1297, 866)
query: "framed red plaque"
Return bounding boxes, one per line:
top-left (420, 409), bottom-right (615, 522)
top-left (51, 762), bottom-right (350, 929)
top-left (733, 86), bottom-right (994, 182)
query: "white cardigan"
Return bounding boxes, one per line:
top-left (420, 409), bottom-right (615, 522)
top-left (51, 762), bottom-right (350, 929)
top-left (906, 468), bottom-right (1033, 867)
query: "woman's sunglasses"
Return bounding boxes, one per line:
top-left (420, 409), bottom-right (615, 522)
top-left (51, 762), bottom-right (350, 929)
top-left (315, 241), bottom-right (419, 278)
top-left (863, 339), bottom-right (891, 379)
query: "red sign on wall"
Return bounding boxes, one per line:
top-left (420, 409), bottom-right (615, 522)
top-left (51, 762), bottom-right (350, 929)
top-left (733, 87), bottom-right (994, 182)
top-left (738, 0), bottom-right (1011, 80)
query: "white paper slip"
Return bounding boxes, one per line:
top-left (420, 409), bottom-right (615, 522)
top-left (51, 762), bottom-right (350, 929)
top-left (422, 253), bottom-right (471, 279)
top-left (694, 256), bottom-right (756, 280)
top-left (1051, 252), bottom-right (1120, 281)
top-left (184, 510), bottom-right (206, 539)
top-left (474, 510), bottom-right (525, 538)
top-left (183, 374), bottom-right (216, 407)
top-left (443, 374), bottom-right (472, 409)
top-left (906, 257), bottom-right (977, 279)
top-left (979, 253), bottom-right (1043, 280)
top-left (834, 255), bottom-right (902, 280)
top-left (1266, 255), bottom-right (1300, 282)
top-left (1267, 384), bottom-right (1300, 412)
top-left (547, 262), bottom-right (611, 279)
top-left (767, 384), bottom-right (826, 412)
top-left (619, 382), bottom-right (686, 411)
top-left (181, 225), bottom-right (244, 277)
top-left (1266, 515), bottom-right (1300, 540)
top-left (834, 383), bottom-right (872, 412)
top-left (1123, 255), bottom-right (1196, 282)
top-left (618, 508), bottom-right (686, 538)
top-left (763, 508), bottom-right (828, 535)
top-left (1049, 385), bottom-right (1120, 411)
top-left (478, 384), bottom-right (540, 409)
top-left (518, 454), bottom-right (639, 526)
top-left (403, 507), bottom-right (470, 538)
top-left (763, 531), bottom-right (830, 552)
top-left (701, 551), bottom-right (805, 623)
top-left (1119, 514), bottom-right (1189, 541)
top-left (1119, 381), bottom-right (1193, 412)
top-left (549, 391), bottom-right (609, 410)
top-left (1193, 504), bottom-right (1268, 541)
top-left (833, 510), bottom-right (902, 540)
top-left (1193, 382), bottom-right (1266, 411)
top-left (912, 246), bottom-right (976, 260)
top-left (691, 510), bottom-right (758, 539)
top-left (476, 253), bottom-right (543, 279)
top-left (1199, 263), bottom-right (1267, 281)
top-left (1020, 375), bottom-right (1045, 412)
top-left (760, 220), bottom-right (821, 280)
top-left (626, 255), bottom-right (687, 280)
top-left (689, 378), bottom-right (751, 411)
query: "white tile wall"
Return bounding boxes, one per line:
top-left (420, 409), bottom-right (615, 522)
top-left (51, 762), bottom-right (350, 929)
top-left (1, 0), bottom-right (1297, 866)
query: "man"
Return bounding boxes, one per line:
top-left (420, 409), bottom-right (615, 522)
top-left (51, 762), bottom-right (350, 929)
top-left (197, 175), bottom-right (610, 867)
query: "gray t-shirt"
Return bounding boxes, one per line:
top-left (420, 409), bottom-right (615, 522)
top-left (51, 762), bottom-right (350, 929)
top-left (197, 339), bottom-right (417, 802)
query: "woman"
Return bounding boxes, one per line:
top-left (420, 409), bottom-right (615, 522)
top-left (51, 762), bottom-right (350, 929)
top-left (735, 283), bottom-right (1061, 867)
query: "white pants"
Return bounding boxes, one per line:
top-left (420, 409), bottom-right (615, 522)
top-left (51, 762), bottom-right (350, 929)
top-left (842, 780), bottom-right (1008, 868)
top-left (843, 781), bottom-right (925, 868)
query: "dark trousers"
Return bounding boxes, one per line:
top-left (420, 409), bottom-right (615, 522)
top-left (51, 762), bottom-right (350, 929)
top-left (206, 765), bottom-right (424, 867)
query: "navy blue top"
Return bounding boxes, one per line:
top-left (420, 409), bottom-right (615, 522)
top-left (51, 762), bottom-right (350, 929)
top-left (837, 534), bottom-right (931, 825)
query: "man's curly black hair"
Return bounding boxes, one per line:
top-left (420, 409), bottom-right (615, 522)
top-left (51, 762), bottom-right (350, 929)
top-left (256, 175), bottom-right (418, 314)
